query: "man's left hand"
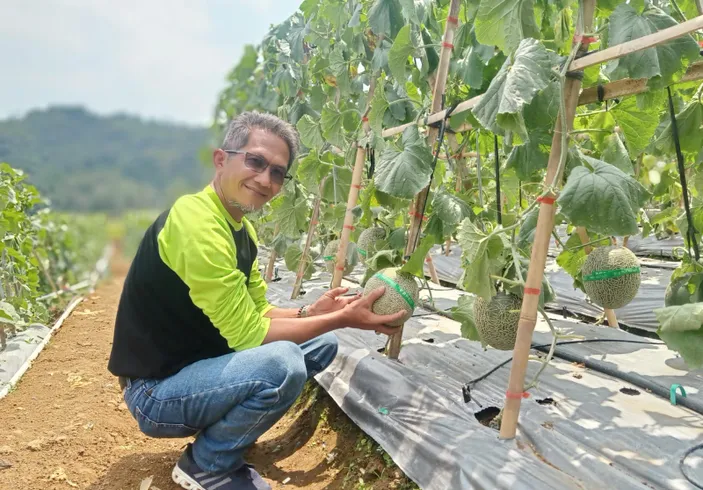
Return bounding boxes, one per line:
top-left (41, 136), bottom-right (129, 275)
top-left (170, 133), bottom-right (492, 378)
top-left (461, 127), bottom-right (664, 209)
top-left (308, 287), bottom-right (361, 316)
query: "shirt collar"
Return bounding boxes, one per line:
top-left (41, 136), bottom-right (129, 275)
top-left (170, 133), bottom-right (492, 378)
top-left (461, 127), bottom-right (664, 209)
top-left (203, 184), bottom-right (243, 231)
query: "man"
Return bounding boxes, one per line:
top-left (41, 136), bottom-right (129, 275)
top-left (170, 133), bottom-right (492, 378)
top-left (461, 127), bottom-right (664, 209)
top-left (107, 111), bottom-right (404, 490)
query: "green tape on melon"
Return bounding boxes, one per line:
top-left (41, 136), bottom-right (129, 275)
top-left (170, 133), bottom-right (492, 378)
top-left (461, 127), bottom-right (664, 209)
top-left (583, 266), bottom-right (640, 282)
top-left (323, 256), bottom-right (335, 261)
top-left (373, 272), bottom-right (415, 309)
top-left (358, 249), bottom-right (367, 257)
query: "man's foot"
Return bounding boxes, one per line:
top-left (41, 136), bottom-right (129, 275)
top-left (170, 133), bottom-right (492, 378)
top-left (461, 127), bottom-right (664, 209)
top-left (172, 444), bottom-right (271, 490)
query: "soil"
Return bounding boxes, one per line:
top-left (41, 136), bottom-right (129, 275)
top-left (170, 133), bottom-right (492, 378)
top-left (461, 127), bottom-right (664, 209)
top-left (0, 256), bottom-right (419, 490)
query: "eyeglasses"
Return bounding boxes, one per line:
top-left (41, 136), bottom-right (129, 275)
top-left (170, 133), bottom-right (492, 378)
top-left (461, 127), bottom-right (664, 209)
top-left (223, 149), bottom-right (291, 186)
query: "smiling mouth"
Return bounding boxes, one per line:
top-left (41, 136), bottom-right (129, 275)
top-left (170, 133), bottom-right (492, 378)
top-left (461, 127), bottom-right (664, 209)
top-left (245, 185), bottom-right (267, 198)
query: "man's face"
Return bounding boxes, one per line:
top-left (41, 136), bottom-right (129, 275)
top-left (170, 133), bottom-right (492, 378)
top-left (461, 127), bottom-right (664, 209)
top-left (214, 128), bottom-right (290, 213)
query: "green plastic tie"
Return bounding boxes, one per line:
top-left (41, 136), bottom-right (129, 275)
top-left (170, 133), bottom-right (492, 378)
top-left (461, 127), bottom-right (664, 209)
top-left (583, 266), bottom-right (640, 282)
top-left (358, 249), bottom-right (367, 257)
top-left (378, 407), bottom-right (390, 415)
top-left (373, 272), bottom-right (415, 309)
top-left (670, 384), bottom-right (686, 405)
top-left (323, 255), bottom-right (335, 261)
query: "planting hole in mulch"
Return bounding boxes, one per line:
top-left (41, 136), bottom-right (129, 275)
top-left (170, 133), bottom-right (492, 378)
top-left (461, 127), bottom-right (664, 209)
top-left (422, 338), bottom-right (435, 343)
top-left (475, 406), bottom-right (501, 428)
top-left (537, 397), bottom-right (557, 406)
top-left (620, 388), bottom-right (641, 396)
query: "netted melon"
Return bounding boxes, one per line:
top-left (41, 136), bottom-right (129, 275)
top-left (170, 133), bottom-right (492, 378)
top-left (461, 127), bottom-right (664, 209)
top-left (323, 240), bottom-right (355, 275)
top-left (357, 227), bottom-right (387, 264)
top-left (473, 292), bottom-right (521, 351)
top-left (665, 273), bottom-right (703, 307)
top-left (362, 267), bottom-right (419, 326)
top-left (581, 246), bottom-right (641, 309)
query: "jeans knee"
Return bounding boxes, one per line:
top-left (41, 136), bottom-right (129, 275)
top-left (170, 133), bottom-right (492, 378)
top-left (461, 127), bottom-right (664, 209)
top-left (317, 332), bottom-right (339, 367)
top-left (267, 341), bottom-right (307, 400)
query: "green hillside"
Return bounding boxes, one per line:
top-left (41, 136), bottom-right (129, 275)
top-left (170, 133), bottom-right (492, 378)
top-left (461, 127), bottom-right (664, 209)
top-left (0, 106), bottom-right (213, 212)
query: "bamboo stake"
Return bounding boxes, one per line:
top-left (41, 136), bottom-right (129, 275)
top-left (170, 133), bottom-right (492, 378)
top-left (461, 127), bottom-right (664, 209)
top-left (330, 78), bottom-right (376, 289)
top-left (569, 15), bottom-right (703, 72)
top-left (386, 0), bottom-right (462, 360)
top-left (576, 226), bottom-right (619, 328)
top-left (264, 223), bottom-right (281, 282)
top-left (578, 61), bottom-right (703, 105)
top-left (291, 178), bottom-right (327, 299)
top-left (499, 0), bottom-right (597, 440)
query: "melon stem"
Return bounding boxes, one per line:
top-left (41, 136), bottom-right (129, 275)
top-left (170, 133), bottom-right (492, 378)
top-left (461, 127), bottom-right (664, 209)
top-left (525, 307), bottom-right (557, 391)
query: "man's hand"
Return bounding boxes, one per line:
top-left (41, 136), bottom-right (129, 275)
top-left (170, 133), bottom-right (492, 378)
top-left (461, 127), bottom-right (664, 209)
top-left (308, 287), bottom-right (361, 316)
top-left (335, 287), bottom-right (406, 335)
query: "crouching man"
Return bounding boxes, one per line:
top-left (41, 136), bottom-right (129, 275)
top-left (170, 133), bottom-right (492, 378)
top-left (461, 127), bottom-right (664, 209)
top-left (107, 111), bottom-right (404, 490)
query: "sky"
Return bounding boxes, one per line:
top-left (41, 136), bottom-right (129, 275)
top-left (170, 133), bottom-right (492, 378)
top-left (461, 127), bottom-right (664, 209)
top-left (0, 0), bottom-right (303, 127)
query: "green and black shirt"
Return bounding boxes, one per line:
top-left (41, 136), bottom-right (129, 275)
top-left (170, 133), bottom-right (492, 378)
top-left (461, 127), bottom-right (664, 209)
top-left (108, 185), bottom-right (274, 379)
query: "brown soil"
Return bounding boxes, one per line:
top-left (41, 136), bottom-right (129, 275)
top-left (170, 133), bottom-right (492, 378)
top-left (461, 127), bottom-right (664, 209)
top-left (0, 257), bottom-right (419, 490)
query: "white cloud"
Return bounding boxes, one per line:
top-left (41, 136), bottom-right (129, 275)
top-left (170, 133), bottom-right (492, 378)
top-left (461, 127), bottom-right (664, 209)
top-left (0, 0), bottom-right (301, 125)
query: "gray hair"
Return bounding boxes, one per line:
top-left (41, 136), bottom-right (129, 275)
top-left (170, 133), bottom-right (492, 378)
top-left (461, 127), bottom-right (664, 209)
top-left (221, 111), bottom-right (300, 168)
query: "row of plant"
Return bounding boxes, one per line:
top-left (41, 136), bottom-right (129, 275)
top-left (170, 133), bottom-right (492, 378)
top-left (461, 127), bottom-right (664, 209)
top-left (212, 0), bottom-right (703, 365)
top-left (0, 163), bottom-right (112, 347)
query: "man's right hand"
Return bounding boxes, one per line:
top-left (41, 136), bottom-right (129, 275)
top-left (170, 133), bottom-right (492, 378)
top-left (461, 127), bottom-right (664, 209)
top-left (335, 287), bottom-right (407, 335)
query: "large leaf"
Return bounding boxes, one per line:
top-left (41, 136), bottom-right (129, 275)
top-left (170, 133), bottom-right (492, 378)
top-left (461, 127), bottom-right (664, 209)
top-left (368, 82), bottom-right (389, 136)
top-left (516, 206), bottom-right (539, 251)
top-left (451, 295), bottom-right (482, 342)
top-left (400, 234), bottom-right (435, 278)
top-left (655, 303), bottom-right (703, 369)
top-left (652, 97), bottom-right (703, 156)
top-left (432, 190), bottom-right (473, 225)
top-left (601, 133), bottom-right (634, 175)
top-left (375, 126), bottom-right (434, 199)
top-left (457, 218), bottom-right (505, 299)
top-left (372, 39), bottom-right (392, 73)
top-left (296, 115), bottom-right (325, 150)
top-left (368, 0), bottom-right (404, 38)
top-left (474, 0), bottom-right (541, 54)
top-left (472, 38), bottom-right (554, 138)
top-left (270, 193), bottom-right (310, 238)
top-left (604, 4), bottom-right (700, 88)
top-left (610, 92), bottom-right (660, 157)
top-left (321, 166), bottom-right (352, 204)
top-left (320, 103), bottom-right (346, 148)
top-left (506, 140), bottom-right (549, 181)
top-left (284, 245), bottom-right (315, 281)
top-left (399, 0), bottom-right (431, 25)
top-left (389, 25), bottom-right (415, 82)
top-left (557, 154), bottom-right (649, 236)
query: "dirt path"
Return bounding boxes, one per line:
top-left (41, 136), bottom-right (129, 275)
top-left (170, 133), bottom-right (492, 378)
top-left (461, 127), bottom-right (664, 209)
top-left (0, 259), bottom-right (417, 490)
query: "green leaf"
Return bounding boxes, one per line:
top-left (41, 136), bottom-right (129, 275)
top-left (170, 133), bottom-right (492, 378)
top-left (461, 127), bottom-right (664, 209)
top-left (472, 38), bottom-right (554, 138)
top-left (321, 166), bottom-right (352, 204)
top-left (557, 153), bottom-right (649, 236)
top-left (400, 234), bottom-right (435, 278)
top-left (399, 0), bottom-right (431, 25)
top-left (506, 140), bottom-right (549, 181)
top-left (368, 0), bottom-right (404, 38)
top-left (296, 115), bottom-right (325, 150)
top-left (372, 39), bottom-right (392, 73)
top-left (349, 2), bottom-right (362, 27)
top-left (475, 0), bottom-right (541, 54)
top-left (517, 206), bottom-right (539, 251)
top-left (329, 46), bottom-right (348, 77)
top-left (457, 218), bottom-right (504, 299)
top-left (655, 303), bottom-right (703, 369)
top-left (601, 134), bottom-right (634, 175)
top-left (652, 97), bottom-right (703, 156)
top-left (284, 245), bottom-right (315, 280)
top-left (0, 301), bottom-right (19, 323)
top-left (610, 89), bottom-right (661, 157)
top-left (387, 227), bottom-right (407, 250)
top-left (454, 46), bottom-right (488, 88)
top-left (271, 193), bottom-right (310, 238)
top-left (451, 295), bottom-right (482, 342)
top-left (321, 103), bottom-right (346, 148)
top-left (368, 82), bottom-right (389, 136)
top-left (432, 190), bottom-right (472, 225)
top-left (388, 25), bottom-right (415, 82)
top-left (604, 4), bottom-right (700, 88)
top-left (375, 126), bottom-right (434, 199)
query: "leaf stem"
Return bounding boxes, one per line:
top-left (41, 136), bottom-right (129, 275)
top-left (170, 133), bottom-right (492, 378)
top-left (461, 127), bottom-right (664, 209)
top-left (552, 230), bottom-right (566, 249)
top-left (570, 128), bottom-right (611, 134)
top-left (489, 275), bottom-right (524, 287)
top-left (524, 307), bottom-right (557, 391)
top-left (568, 236), bottom-right (610, 251)
top-left (670, 0), bottom-right (688, 23)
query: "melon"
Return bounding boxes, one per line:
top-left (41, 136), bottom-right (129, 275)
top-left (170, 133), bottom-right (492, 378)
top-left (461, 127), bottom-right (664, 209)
top-left (581, 246), bottom-right (641, 309)
top-left (362, 267), bottom-right (419, 326)
top-left (665, 273), bottom-right (703, 307)
top-left (357, 227), bottom-right (387, 263)
top-left (323, 240), bottom-right (355, 275)
top-left (473, 292), bottom-right (521, 351)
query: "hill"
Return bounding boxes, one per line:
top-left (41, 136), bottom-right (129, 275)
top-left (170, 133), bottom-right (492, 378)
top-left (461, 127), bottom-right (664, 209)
top-left (0, 106), bottom-right (213, 212)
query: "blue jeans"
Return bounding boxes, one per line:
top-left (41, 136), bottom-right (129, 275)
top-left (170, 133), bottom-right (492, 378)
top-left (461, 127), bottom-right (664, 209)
top-left (122, 332), bottom-right (338, 473)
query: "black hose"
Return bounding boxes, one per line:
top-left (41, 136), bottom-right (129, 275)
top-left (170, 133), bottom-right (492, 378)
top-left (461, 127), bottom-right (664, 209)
top-left (680, 443), bottom-right (703, 489)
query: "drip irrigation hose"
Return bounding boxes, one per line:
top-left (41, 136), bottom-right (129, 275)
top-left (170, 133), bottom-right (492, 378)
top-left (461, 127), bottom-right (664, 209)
top-left (681, 443), bottom-right (703, 489)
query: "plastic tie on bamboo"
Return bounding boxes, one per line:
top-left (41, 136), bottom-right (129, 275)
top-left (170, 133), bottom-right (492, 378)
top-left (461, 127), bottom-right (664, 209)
top-left (506, 390), bottom-right (530, 400)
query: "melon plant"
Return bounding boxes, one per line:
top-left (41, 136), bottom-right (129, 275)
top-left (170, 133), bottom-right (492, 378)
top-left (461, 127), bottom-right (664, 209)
top-left (363, 267), bottom-right (419, 327)
top-left (581, 246), bottom-right (641, 310)
top-left (357, 227), bottom-right (387, 264)
top-left (665, 272), bottom-right (703, 307)
top-left (473, 291), bottom-right (521, 351)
